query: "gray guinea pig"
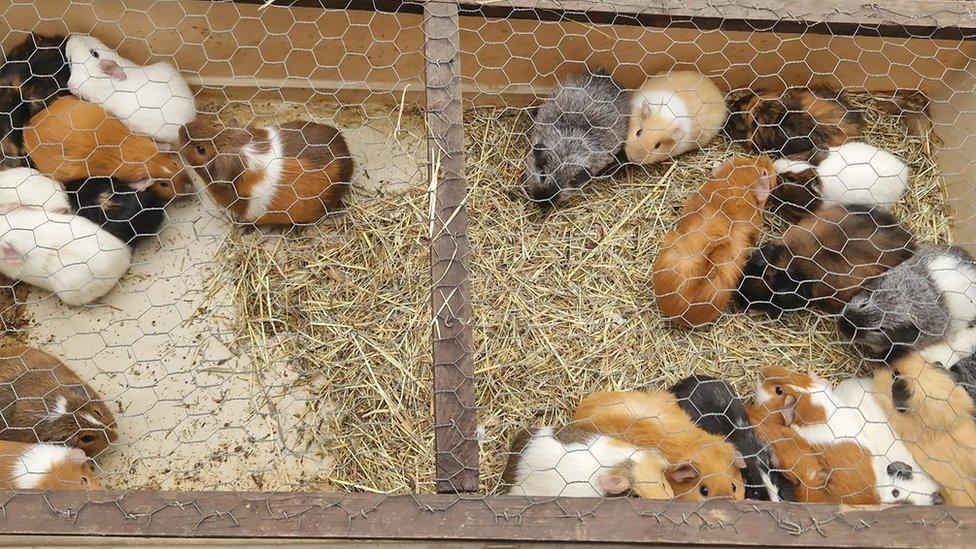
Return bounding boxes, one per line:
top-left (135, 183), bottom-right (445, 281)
top-left (524, 68), bottom-right (630, 206)
top-left (839, 244), bottom-right (976, 362)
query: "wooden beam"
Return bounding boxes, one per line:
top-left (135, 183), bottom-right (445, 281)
top-left (456, 0), bottom-right (976, 39)
top-left (425, 0), bottom-right (479, 494)
top-left (0, 491), bottom-right (973, 546)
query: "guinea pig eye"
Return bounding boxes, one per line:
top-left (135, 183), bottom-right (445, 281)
top-left (774, 385), bottom-right (784, 395)
top-left (635, 129), bottom-right (642, 137)
top-left (90, 49), bottom-right (99, 59)
top-left (196, 145), bottom-right (207, 155)
top-left (158, 181), bottom-right (171, 188)
top-left (732, 483), bottom-right (737, 494)
top-left (93, 408), bottom-right (103, 418)
top-left (699, 485), bottom-right (709, 497)
top-left (654, 142), bottom-right (662, 149)
top-left (80, 434), bottom-right (96, 444)
top-left (892, 489), bottom-right (900, 498)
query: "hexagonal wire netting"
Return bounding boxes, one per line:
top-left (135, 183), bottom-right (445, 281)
top-left (0, 0), bottom-right (975, 543)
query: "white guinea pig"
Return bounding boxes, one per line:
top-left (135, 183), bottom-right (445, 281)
top-left (0, 168), bottom-right (70, 213)
top-left (65, 34), bottom-right (196, 144)
top-left (0, 205), bottom-right (131, 305)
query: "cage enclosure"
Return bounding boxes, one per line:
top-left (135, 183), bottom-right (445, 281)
top-left (1, 0), bottom-right (976, 546)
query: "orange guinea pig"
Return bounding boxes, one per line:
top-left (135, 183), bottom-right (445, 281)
top-left (179, 117), bottom-right (353, 226)
top-left (23, 96), bottom-right (191, 200)
top-left (573, 390), bottom-right (746, 501)
top-left (0, 441), bottom-right (100, 490)
top-left (652, 155), bottom-right (775, 328)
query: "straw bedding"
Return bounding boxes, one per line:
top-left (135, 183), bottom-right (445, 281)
top-left (205, 93), bottom-right (952, 493)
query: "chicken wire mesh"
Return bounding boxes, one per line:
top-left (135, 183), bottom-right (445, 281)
top-left (0, 0), bottom-right (974, 543)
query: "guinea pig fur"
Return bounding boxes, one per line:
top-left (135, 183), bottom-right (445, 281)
top-left (652, 156), bottom-right (775, 327)
top-left (500, 425), bottom-right (673, 499)
top-left (0, 33), bottom-right (70, 167)
top-left (746, 404), bottom-right (834, 503)
top-left (735, 204), bottom-right (916, 315)
top-left (0, 441), bottom-right (100, 490)
top-left (624, 71), bottom-right (727, 165)
top-left (840, 244), bottom-right (976, 363)
top-left (0, 205), bottom-right (131, 306)
top-left (671, 375), bottom-right (793, 501)
top-left (23, 96), bottom-right (191, 200)
top-left (0, 343), bottom-right (117, 456)
top-left (771, 142), bottom-right (909, 221)
top-left (65, 34), bottom-right (196, 145)
top-left (725, 86), bottom-right (865, 158)
top-left (873, 352), bottom-right (976, 506)
top-left (0, 167), bottom-right (71, 213)
top-left (573, 390), bottom-right (747, 501)
top-left (523, 68), bottom-right (630, 206)
top-left (63, 177), bottom-right (165, 246)
top-left (179, 117), bottom-right (353, 226)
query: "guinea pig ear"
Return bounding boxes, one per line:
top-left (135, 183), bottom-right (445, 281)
top-left (779, 394), bottom-right (798, 425)
top-left (597, 470), bottom-right (631, 495)
top-left (669, 122), bottom-right (687, 143)
top-left (667, 462), bottom-right (699, 483)
top-left (733, 452), bottom-right (747, 470)
top-left (640, 99), bottom-right (653, 117)
top-left (0, 243), bottom-right (24, 265)
top-left (98, 59), bottom-right (126, 81)
top-left (753, 166), bottom-right (774, 207)
top-left (67, 448), bottom-right (88, 463)
top-left (128, 179), bottom-right (154, 192)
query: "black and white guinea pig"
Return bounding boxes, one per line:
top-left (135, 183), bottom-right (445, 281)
top-left (670, 374), bottom-right (794, 502)
top-left (62, 177), bottom-right (165, 246)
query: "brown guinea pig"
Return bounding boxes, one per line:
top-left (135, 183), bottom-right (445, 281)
top-left (725, 86), bottom-right (864, 158)
top-left (735, 204), bottom-right (915, 315)
top-left (0, 441), bottom-right (100, 490)
top-left (572, 390), bottom-right (746, 501)
top-left (179, 117), bottom-right (353, 226)
top-left (652, 155), bottom-right (775, 328)
top-left (23, 96), bottom-right (190, 200)
top-left (0, 344), bottom-right (117, 457)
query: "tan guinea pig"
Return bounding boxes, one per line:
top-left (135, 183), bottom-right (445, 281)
top-left (179, 117), bottom-right (353, 226)
top-left (0, 441), bottom-right (100, 490)
top-left (23, 96), bottom-right (191, 200)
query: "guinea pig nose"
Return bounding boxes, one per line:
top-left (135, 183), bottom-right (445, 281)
top-left (932, 492), bottom-right (945, 505)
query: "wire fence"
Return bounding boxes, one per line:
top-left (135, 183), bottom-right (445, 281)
top-left (0, 0), bottom-right (975, 544)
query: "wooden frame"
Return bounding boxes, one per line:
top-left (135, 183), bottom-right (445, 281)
top-left (3, 0), bottom-right (976, 544)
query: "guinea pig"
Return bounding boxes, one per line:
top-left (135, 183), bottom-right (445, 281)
top-left (873, 352), bottom-right (976, 506)
top-left (770, 142), bottom-right (909, 221)
top-left (179, 117), bottom-right (352, 226)
top-left (0, 204), bottom-right (131, 306)
top-left (736, 204), bottom-right (915, 315)
top-left (670, 375), bottom-right (793, 501)
top-left (0, 33), bottom-right (70, 167)
top-left (0, 167), bottom-right (70, 213)
top-left (745, 404), bottom-right (832, 503)
top-left (500, 425), bottom-right (674, 499)
top-left (754, 366), bottom-right (881, 504)
top-left (725, 86), bottom-right (864, 158)
top-left (23, 96), bottom-right (191, 200)
top-left (523, 68), bottom-right (630, 206)
top-left (839, 244), bottom-right (976, 362)
top-left (0, 441), bottom-right (100, 490)
top-left (64, 34), bottom-right (196, 145)
top-left (833, 377), bottom-right (944, 505)
top-left (652, 156), bottom-right (775, 327)
top-left (0, 343), bottom-right (117, 456)
top-left (624, 71), bottom-right (727, 165)
top-left (573, 390), bottom-right (747, 501)
top-left (63, 177), bottom-right (165, 246)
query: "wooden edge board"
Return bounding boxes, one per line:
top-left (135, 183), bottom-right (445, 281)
top-left (0, 491), bottom-right (972, 547)
top-left (425, 0), bottom-right (479, 494)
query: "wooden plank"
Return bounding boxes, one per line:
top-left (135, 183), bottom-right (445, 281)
top-left (425, 0), bottom-right (479, 494)
top-left (0, 491), bottom-right (973, 546)
top-left (457, 0), bottom-right (976, 39)
top-left (226, 0), bottom-right (425, 13)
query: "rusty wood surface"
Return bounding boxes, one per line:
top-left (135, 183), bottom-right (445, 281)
top-left (0, 491), bottom-right (972, 546)
top-left (425, 0), bottom-right (479, 494)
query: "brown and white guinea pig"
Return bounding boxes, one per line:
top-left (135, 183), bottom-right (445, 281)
top-left (0, 441), bottom-right (100, 490)
top-left (735, 204), bottom-right (915, 316)
top-left (725, 86), bottom-right (864, 158)
top-left (23, 96), bottom-right (191, 200)
top-left (572, 390), bottom-right (746, 501)
top-left (652, 156), bottom-right (775, 328)
top-left (500, 425), bottom-right (674, 499)
top-left (179, 117), bottom-right (353, 226)
top-left (0, 344), bottom-right (117, 457)
top-left (874, 352), bottom-right (976, 506)
top-left (624, 71), bottom-right (727, 165)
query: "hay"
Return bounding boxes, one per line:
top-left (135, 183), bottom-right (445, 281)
top-left (205, 92), bottom-right (953, 494)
